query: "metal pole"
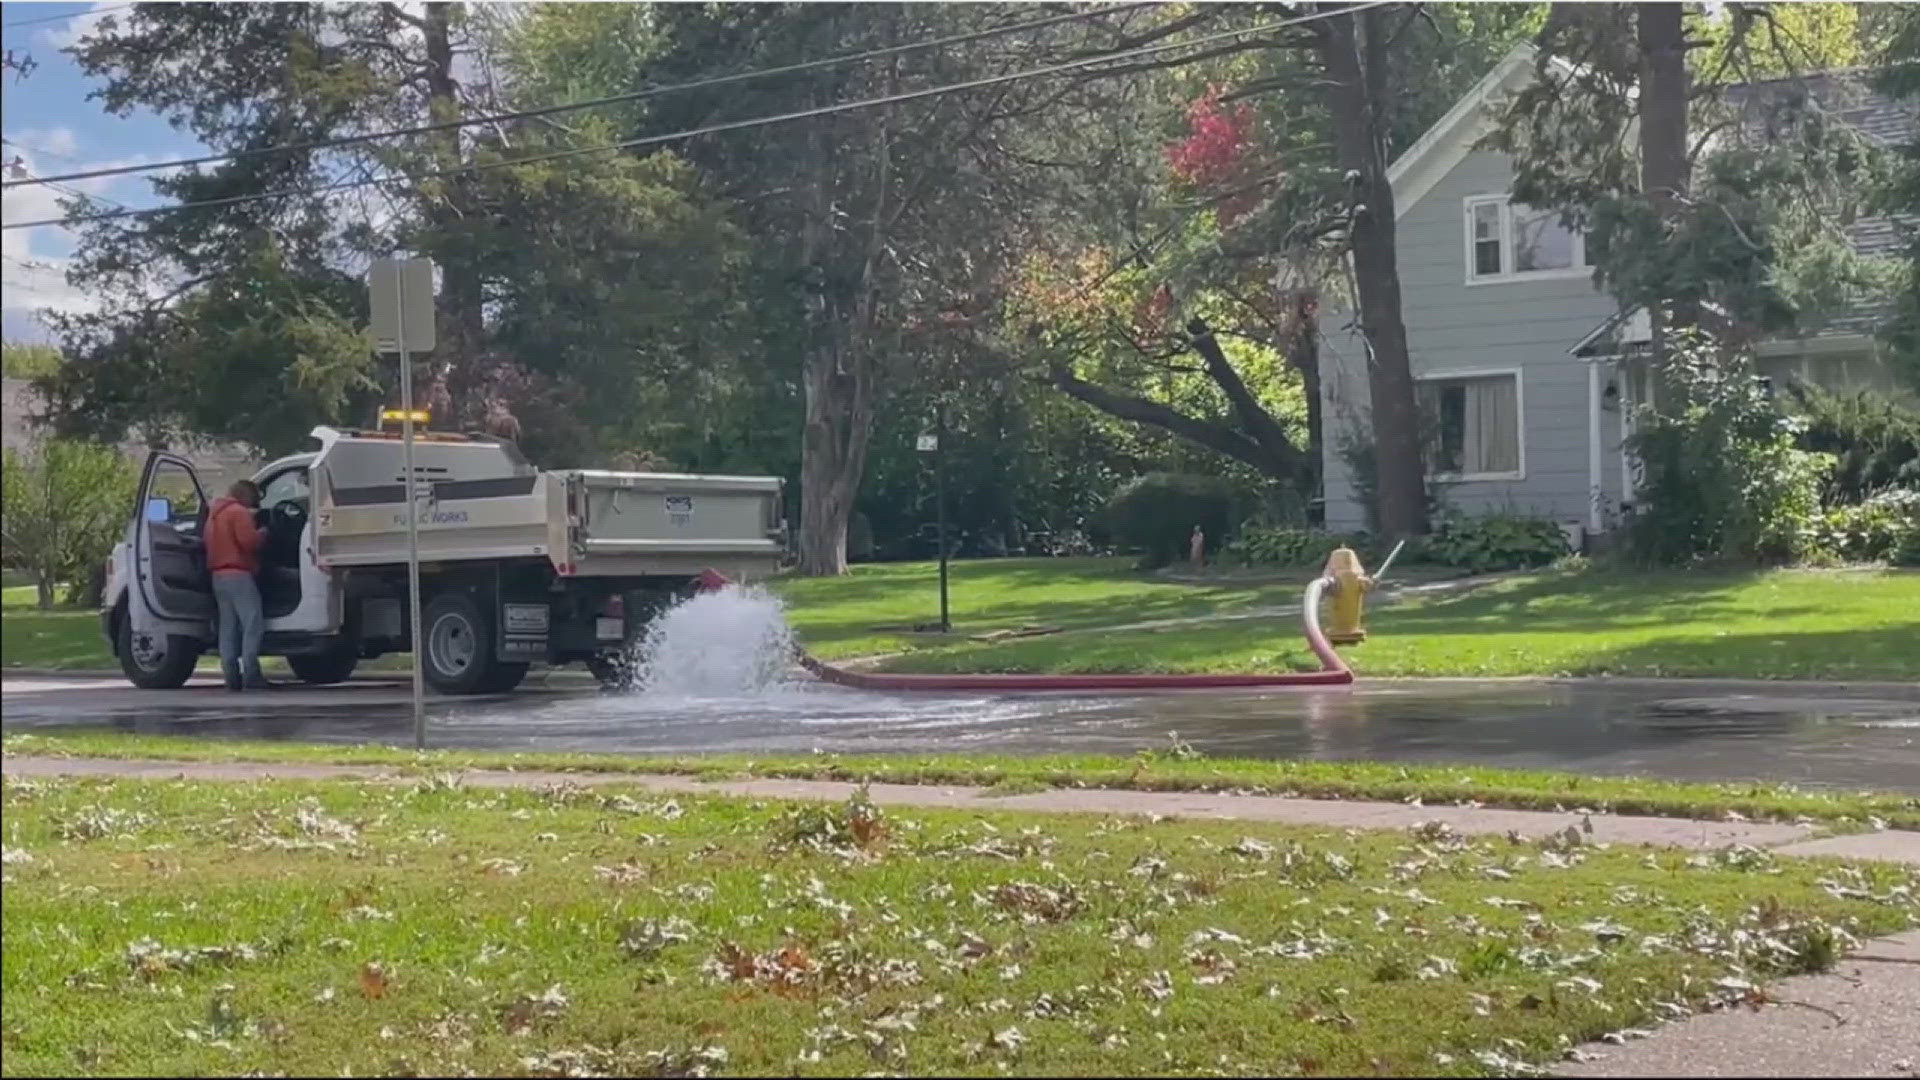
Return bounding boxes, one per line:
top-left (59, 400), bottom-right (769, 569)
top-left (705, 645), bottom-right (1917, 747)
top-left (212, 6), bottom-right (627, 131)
top-left (935, 405), bottom-right (950, 632)
top-left (395, 265), bottom-right (427, 750)
top-left (1373, 539), bottom-right (1408, 585)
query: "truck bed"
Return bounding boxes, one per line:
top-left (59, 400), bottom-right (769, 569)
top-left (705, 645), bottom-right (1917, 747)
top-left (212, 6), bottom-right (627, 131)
top-left (310, 430), bottom-right (783, 580)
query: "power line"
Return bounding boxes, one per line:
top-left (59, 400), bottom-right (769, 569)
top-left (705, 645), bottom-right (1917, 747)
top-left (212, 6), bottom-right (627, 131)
top-left (4, 1), bottom-right (1161, 191)
top-left (2, 3), bottom-right (132, 30)
top-left (2, 142), bottom-right (131, 209)
top-left (4, 4), bottom-right (1376, 233)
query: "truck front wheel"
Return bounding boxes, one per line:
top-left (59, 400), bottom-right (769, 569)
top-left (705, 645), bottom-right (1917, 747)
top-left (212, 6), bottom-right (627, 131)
top-left (420, 591), bottom-right (525, 695)
top-left (116, 608), bottom-right (199, 690)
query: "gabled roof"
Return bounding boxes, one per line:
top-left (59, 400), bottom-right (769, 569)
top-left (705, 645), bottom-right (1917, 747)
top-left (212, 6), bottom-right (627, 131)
top-left (1386, 43), bottom-right (1573, 219)
top-left (1399, 48), bottom-right (1916, 345)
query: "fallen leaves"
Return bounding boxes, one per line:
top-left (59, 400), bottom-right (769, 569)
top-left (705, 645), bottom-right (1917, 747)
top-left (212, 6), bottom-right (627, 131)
top-left (358, 961), bottom-right (389, 1000)
top-left (620, 917), bottom-right (695, 960)
top-left (989, 881), bottom-right (1084, 923)
top-left (501, 984), bottom-right (569, 1035)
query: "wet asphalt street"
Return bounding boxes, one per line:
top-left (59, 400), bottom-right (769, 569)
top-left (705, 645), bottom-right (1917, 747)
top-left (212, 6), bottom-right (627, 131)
top-left (4, 674), bottom-right (1917, 792)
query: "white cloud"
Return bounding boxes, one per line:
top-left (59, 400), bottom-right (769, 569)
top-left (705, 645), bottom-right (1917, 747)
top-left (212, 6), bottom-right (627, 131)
top-left (33, 0), bottom-right (126, 52)
top-left (11, 126), bottom-right (81, 162)
top-left (2, 144), bottom-right (97, 320)
top-left (2, 141), bottom-right (179, 322)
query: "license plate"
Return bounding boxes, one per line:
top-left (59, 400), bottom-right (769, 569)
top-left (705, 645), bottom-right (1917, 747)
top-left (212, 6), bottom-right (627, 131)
top-left (503, 603), bottom-right (549, 635)
top-left (596, 617), bottom-right (624, 641)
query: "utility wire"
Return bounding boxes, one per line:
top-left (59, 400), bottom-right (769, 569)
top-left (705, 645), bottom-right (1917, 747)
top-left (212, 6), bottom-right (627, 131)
top-left (4, 1), bottom-right (1161, 190)
top-left (5, 4), bottom-right (1377, 233)
top-left (2, 144), bottom-right (131, 209)
top-left (2, 3), bottom-right (132, 29)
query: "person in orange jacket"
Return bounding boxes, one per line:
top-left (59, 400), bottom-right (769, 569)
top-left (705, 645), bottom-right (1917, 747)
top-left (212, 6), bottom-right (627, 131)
top-left (205, 479), bottom-right (271, 691)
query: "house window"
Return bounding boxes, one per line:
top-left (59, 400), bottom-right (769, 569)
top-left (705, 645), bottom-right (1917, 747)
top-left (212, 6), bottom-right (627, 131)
top-left (1418, 371), bottom-right (1522, 479)
top-left (1465, 196), bottom-right (1591, 282)
top-left (1471, 201), bottom-right (1503, 277)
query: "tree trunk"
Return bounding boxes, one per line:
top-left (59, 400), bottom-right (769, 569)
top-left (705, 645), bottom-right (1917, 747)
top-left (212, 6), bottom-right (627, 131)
top-left (1637, 0), bottom-right (1693, 372)
top-left (35, 573), bottom-right (54, 611)
top-left (793, 122), bottom-right (877, 577)
top-left (1318, 4), bottom-right (1427, 540)
top-left (1291, 290), bottom-right (1324, 501)
top-left (63, 561), bottom-right (106, 608)
top-left (797, 329), bottom-right (873, 576)
top-left (419, 1), bottom-right (491, 428)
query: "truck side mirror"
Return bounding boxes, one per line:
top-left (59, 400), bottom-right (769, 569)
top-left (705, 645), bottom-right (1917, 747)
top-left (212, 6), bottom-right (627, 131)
top-left (145, 497), bottom-right (173, 523)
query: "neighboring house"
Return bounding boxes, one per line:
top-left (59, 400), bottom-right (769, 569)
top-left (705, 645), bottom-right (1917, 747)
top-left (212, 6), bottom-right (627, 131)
top-left (2, 376), bottom-right (258, 494)
top-left (1318, 46), bottom-right (1915, 544)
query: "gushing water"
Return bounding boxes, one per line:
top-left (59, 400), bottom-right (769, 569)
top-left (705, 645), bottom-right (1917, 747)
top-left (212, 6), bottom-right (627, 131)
top-left (623, 584), bottom-right (798, 696)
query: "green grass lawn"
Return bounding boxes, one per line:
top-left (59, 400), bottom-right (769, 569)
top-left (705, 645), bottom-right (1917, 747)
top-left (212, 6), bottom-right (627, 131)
top-left (2, 560), bottom-right (1305, 671)
top-left (864, 565), bottom-right (1920, 682)
top-left (3, 774), bottom-right (1913, 1077)
top-left (771, 557), bottom-right (1322, 661)
top-left (10, 731), bottom-right (1918, 828)
top-left (1, 585), bottom-right (103, 671)
top-left (0, 585), bottom-right (409, 676)
top-left (12, 562), bottom-right (1918, 681)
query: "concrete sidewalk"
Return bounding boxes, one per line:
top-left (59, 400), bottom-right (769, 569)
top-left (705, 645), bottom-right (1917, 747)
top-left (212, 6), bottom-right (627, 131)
top-left (6, 755), bottom-right (1916, 862)
top-left (1556, 930), bottom-right (1920, 1078)
top-left (6, 755), bottom-right (1917, 1077)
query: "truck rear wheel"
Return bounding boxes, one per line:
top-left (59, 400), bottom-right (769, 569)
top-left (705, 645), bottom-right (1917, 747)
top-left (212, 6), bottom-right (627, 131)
top-left (116, 608), bottom-right (199, 690)
top-left (288, 649), bottom-right (359, 686)
top-left (420, 591), bottom-right (528, 695)
top-left (421, 592), bottom-right (494, 695)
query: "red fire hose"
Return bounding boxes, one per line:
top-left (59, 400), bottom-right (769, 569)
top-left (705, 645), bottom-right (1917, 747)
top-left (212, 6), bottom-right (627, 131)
top-left (699, 571), bottom-right (1354, 692)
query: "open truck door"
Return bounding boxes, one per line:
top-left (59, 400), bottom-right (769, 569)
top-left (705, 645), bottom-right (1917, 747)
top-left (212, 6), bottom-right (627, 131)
top-left (119, 452), bottom-right (212, 688)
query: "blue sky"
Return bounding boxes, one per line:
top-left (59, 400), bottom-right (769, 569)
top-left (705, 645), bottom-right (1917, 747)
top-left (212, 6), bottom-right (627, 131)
top-left (2, 1), bottom-right (206, 342)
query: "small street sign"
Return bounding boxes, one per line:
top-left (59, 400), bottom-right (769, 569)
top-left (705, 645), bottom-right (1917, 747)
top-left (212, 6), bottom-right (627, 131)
top-left (369, 258), bottom-right (436, 354)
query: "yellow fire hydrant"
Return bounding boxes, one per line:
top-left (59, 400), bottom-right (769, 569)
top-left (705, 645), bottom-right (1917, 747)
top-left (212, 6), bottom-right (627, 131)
top-left (1323, 545), bottom-right (1374, 645)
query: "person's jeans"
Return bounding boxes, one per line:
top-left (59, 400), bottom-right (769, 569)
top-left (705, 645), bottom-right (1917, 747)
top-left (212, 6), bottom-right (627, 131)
top-left (212, 571), bottom-right (266, 687)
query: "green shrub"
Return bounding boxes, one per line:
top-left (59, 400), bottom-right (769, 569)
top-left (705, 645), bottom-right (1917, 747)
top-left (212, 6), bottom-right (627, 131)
top-left (1425, 512), bottom-right (1569, 574)
top-left (1100, 473), bottom-right (1249, 569)
top-left (1896, 519), bottom-right (1920, 567)
top-left (1, 439), bottom-right (137, 610)
top-left (1786, 384), bottom-right (1920, 504)
top-left (1628, 335), bottom-right (1832, 565)
top-left (1811, 489), bottom-right (1920, 564)
top-left (1227, 526), bottom-right (1353, 567)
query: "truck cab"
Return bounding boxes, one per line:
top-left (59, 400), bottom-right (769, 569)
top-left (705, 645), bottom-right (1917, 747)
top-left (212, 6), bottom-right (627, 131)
top-left (103, 426), bottom-right (785, 695)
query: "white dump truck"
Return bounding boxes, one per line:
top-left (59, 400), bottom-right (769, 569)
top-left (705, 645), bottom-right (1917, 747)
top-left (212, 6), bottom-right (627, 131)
top-left (102, 424), bottom-right (785, 694)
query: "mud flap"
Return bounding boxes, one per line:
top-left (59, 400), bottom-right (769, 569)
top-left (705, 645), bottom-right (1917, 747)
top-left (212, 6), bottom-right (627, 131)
top-left (498, 601), bottom-right (549, 661)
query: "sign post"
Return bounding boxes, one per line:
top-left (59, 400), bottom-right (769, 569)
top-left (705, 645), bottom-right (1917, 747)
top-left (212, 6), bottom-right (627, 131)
top-left (369, 257), bottom-right (436, 750)
top-left (916, 410), bottom-right (949, 632)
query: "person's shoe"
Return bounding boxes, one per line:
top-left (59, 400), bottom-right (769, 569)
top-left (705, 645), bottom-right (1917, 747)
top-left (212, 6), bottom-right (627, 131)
top-left (242, 677), bottom-right (282, 691)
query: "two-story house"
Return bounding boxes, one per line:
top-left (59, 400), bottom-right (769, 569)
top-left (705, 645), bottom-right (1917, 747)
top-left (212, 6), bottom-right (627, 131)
top-left (1317, 44), bottom-right (1914, 545)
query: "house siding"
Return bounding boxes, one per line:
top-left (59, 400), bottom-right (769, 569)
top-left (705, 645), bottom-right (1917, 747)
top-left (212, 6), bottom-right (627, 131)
top-left (1322, 150), bottom-right (1621, 532)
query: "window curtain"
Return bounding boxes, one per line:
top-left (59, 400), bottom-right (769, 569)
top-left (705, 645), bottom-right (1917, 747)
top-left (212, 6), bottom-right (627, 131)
top-left (1463, 377), bottom-right (1519, 473)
